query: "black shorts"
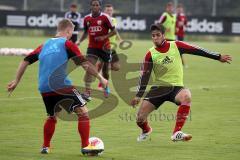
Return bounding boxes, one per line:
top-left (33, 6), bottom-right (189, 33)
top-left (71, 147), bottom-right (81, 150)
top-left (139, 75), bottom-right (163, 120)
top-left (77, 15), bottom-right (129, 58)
top-left (41, 88), bottom-right (86, 116)
top-left (87, 48), bottom-right (119, 63)
top-left (177, 36), bottom-right (184, 41)
top-left (144, 86), bottom-right (184, 109)
top-left (70, 34), bottom-right (78, 43)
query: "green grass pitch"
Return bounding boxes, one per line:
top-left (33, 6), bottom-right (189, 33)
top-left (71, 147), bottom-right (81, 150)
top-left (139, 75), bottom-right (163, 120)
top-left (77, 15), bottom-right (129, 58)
top-left (0, 36), bottom-right (240, 160)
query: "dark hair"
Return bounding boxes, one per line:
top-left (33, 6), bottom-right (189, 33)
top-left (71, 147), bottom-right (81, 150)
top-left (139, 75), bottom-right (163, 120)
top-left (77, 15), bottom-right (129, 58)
top-left (150, 23), bottom-right (165, 34)
top-left (90, 0), bottom-right (102, 6)
top-left (177, 3), bottom-right (183, 8)
top-left (70, 3), bottom-right (77, 8)
top-left (166, 2), bottom-right (174, 7)
top-left (105, 3), bottom-right (113, 8)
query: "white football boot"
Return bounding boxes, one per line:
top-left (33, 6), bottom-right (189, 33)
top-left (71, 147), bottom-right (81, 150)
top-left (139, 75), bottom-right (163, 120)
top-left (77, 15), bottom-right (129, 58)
top-left (171, 131), bottom-right (192, 142)
top-left (137, 127), bottom-right (153, 142)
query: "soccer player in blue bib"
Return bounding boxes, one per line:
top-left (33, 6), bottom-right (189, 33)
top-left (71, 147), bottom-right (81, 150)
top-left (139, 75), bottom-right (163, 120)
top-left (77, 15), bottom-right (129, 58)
top-left (7, 19), bottom-right (108, 155)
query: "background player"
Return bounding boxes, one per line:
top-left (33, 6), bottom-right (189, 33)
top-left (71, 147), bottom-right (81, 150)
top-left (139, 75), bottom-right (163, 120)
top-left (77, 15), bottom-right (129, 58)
top-left (65, 3), bottom-right (81, 43)
top-left (131, 23), bottom-right (232, 142)
top-left (97, 3), bottom-right (123, 89)
top-left (76, 0), bottom-right (117, 98)
top-left (159, 2), bottom-right (176, 41)
top-left (176, 4), bottom-right (187, 41)
top-left (7, 19), bottom-right (108, 155)
top-left (176, 3), bottom-right (188, 67)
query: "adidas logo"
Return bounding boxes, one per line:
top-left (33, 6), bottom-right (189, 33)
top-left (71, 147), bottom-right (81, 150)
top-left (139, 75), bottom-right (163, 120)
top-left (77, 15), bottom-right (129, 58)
top-left (162, 56), bottom-right (173, 64)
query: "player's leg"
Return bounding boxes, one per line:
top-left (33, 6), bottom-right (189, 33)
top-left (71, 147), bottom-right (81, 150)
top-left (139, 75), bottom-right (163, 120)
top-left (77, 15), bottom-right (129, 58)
top-left (99, 49), bottom-right (113, 97)
top-left (96, 61), bottom-right (104, 89)
top-left (110, 49), bottom-right (120, 71)
top-left (75, 105), bottom-right (103, 155)
top-left (136, 86), bottom-right (168, 141)
top-left (171, 87), bottom-right (192, 141)
top-left (136, 100), bottom-right (155, 141)
top-left (74, 106), bottom-right (90, 148)
top-left (102, 62), bottom-right (110, 81)
top-left (70, 89), bottom-right (103, 155)
top-left (83, 48), bottom-right (99, 97)
top-left (41, 95), bottom-right (62, 154)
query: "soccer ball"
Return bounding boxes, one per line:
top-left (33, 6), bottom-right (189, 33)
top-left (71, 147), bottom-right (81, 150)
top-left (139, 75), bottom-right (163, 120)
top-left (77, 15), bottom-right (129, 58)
top-left (89, 137), bottom-right (104, 155)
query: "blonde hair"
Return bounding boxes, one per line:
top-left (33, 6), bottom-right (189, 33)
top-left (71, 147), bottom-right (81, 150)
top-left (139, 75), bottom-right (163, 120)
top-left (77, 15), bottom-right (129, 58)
top-left (57, 19), bottom-right (74, 32)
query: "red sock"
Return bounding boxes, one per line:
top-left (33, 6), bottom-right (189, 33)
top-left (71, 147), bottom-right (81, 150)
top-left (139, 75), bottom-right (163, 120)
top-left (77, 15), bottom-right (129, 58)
top-left (98, 82), bottom-right (102, 88)
top-left (43, 117), bottom-right (57, 147)
top-left (78, 115), bottom-right (90, 148)
top-left (137, 121), bottom-right (151, 133)
top-left (173, 105), bottom-right (190, 134)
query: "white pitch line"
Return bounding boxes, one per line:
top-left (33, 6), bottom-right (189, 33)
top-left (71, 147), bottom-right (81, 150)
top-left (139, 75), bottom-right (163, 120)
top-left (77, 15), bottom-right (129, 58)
top-left (0, 96), bottom-right (40, 101)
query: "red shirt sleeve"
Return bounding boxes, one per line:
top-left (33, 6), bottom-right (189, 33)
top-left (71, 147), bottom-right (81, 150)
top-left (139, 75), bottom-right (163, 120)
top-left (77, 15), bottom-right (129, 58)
top-left (136, 51), bottom-right (153, 97)
top-left (176, 41), bottom-right (221, 60)
top-left (159, 15), bottom-right (167, 24)
top-left (65, 40), bottom-right (87, 65)
top-left (24, 45), bottom-right (42, 64)
top-left (105, 15), bottom-right (115, 30)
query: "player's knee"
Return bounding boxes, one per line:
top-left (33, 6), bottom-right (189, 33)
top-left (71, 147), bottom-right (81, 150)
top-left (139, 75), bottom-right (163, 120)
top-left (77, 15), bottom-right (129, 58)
top-left (111, 63), bottom-right (120, 71)
top-left (74, 106), bottom-right (88, 116)
top-left (47, 116), bottom-right (57, 123)
top-left (182, 94), bottom-right (191, 104)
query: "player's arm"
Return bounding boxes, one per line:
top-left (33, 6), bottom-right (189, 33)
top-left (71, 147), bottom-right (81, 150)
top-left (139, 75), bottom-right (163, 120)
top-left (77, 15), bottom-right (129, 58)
top-left (159, 14), bottom-right (167, 24)
top-left (7, 45), bottom-right (42, 95)
top-left (116, 29), bottom-right (123, 42)
top-left (95, 15), bottom-right (117, 41)
top-left (65, 41), bottom-right (108, 88)
top-left (77, 31), bottom-right (88, 45)
top-left (114, 19), bottom-right (123, 42)
top-left (107, 28), bottom-right (117, 38)
top-left (95, 28), bottom-right (116, 42)
top-left (176, 41), bottom-right (232, 63)
top-left (131, 52), bottom-right (153, 107)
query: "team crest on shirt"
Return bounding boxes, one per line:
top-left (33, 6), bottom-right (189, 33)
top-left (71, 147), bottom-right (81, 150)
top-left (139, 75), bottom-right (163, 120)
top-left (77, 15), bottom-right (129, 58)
top-left (97, 20), bottom-right (102, 25)
top-left (87, 21), bottom-right (90, 27)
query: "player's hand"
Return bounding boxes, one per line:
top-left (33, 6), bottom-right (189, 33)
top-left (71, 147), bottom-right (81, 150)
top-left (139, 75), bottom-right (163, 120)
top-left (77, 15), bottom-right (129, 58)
top-left (219, 54), bottom-right (232, 64)
top-left (76, 40), bottom-right (80, 46)
top-left (95, 35), bottom-right (107, 42)
top-left (7, 80), bottom-right (18, 96)
top-left (119, 38), bottom-right (124, 44)
top-left (130, 97), bottom-right (141, 108)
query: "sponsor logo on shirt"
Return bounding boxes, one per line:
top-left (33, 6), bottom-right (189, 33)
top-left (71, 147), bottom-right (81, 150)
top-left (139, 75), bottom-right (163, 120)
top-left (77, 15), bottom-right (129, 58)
top-left (89, 26), bottom-right (102, 32)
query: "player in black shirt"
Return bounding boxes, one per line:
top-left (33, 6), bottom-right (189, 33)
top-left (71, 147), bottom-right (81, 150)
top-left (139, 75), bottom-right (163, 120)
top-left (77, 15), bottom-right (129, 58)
top-left (65, 3), bottom-right (81, 43)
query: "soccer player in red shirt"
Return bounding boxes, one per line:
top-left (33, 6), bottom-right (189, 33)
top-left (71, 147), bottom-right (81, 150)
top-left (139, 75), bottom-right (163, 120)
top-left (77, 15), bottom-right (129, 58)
top-left (77, 0), bottom-right (117, 98)
top-left (176, 4), bottom-right (187, 41)
top-left (176, 4), bottom-right (188, 67)
top-left (131, 23), bottom-right (232, 142)
top-left (97, 3), bottom-right (123, 90)
top-left (7, 19), bottom-right (108, 155)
